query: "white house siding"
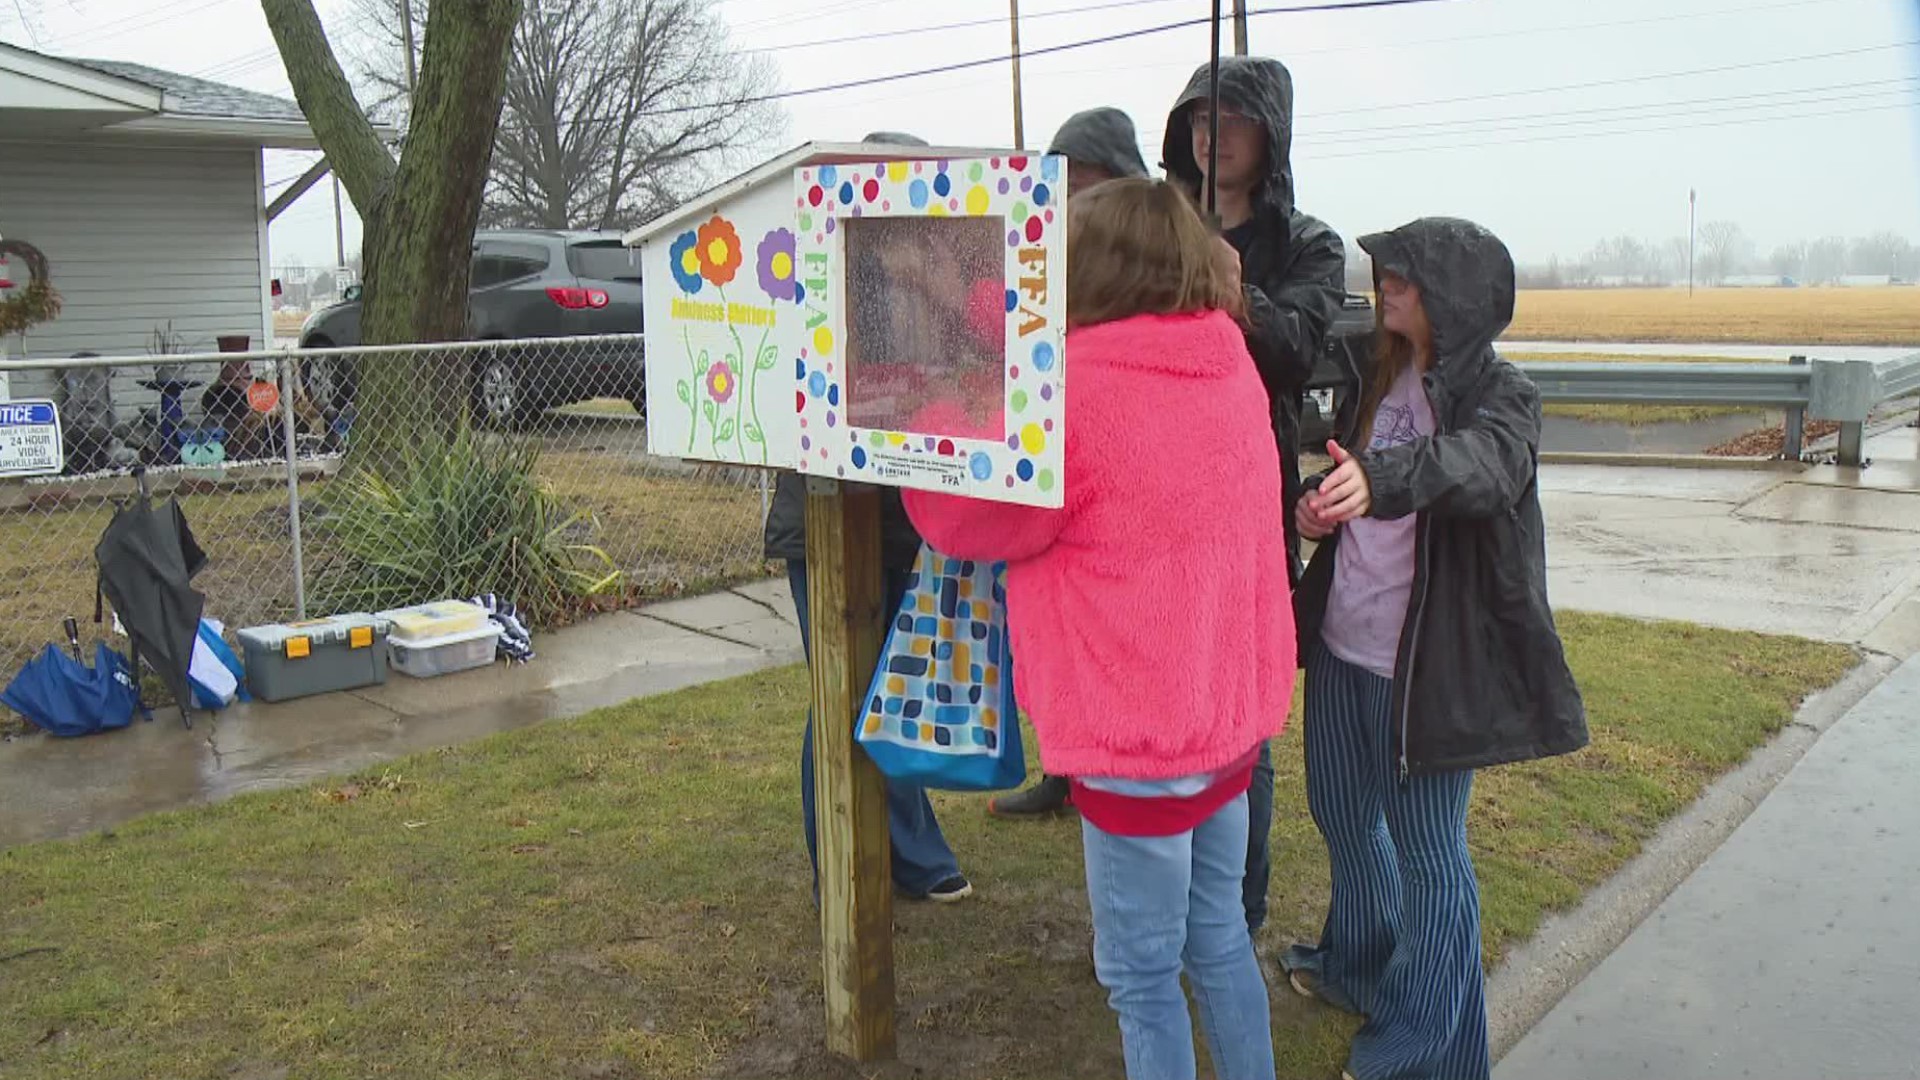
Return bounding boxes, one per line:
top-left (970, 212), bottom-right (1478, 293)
top-left (0, 139), bottom-right (268, 407)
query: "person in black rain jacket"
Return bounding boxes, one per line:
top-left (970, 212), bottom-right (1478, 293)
top-left (1281, 216), bottom-right (1586, 1080)
top-left (1162, 56), bottom-right (1346, 936)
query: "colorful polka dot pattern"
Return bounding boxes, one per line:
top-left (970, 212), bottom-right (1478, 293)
top-left (860, 555), bottom-right (1017, 765)
top-left (792, 154), bottom-right (1068, 509)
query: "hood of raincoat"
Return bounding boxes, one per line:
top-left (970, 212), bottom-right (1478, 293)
top-left (1358, 217), bottom-right (1516, 391)
top-left (1161, 56), bottom-right (1295, 221)
top-left (1047, 107), bottom-right (1150, 181)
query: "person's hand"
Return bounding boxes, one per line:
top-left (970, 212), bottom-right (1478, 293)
top-left (1311, 440), bottom-right (1372, 523)
top-left (1211, 236), bottom-right (1243, 293)
top-left (1297, 493), bottom-right (1336, 540)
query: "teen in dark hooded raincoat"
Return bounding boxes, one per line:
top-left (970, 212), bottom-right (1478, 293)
top-left (987, 106), bottom-right (1151, 820)
top-left (1282, 217), bottom-right (1586, 1080)
top-left (1162, 56), bottom-right (1346, 936)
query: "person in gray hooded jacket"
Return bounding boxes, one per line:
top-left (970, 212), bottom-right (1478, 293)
top-left (985, 106), bottom-right (1151, 820)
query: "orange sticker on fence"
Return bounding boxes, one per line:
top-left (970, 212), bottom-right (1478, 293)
top-left (247, 380), bottom-right (280, 414)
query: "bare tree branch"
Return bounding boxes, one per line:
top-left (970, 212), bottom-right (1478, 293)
top-left (348, 0), bottom-right (784, 232)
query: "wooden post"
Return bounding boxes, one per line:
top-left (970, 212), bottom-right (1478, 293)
top-left (803, 477), bottom-right (897, 1061)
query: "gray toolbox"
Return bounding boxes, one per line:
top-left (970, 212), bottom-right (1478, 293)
top-left (236, 614), bottom-right (391, 703)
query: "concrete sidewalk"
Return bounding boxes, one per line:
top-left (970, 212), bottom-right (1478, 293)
top-left (1497, 653), bottom-right (1920, 1080)
top-left (0, 578), bottom-right (802, 849)
top-left (1542, 419), bottom-right (1920, 655)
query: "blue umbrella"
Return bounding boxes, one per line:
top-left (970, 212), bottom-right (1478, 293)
top-left (1, 641), bottom-right (140, 738)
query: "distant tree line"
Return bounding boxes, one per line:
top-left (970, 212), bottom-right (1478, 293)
top-left (1515, 227), bottom-right (1918, 289)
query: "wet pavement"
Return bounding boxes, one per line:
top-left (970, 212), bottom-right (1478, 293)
top-left (1497, 653), bottom-right (1920, 1080)
top-left (1542, 418), bottom-right (1920, 646)
top-left (0, 579), bottom-right (802, 849)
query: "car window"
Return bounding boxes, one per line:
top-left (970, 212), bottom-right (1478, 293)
top-left (567, 241), bottom-right (641, 282)
top-left (472, 240), bottom-right (552, 288)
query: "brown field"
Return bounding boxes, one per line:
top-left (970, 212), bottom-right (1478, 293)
top-left (1509, 287), bottom-right (1920, 345)
top-left (271, 310), bottom-right (306, 338)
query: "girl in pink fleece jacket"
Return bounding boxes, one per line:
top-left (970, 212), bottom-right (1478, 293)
top-left (904, 178), bottom-right (1296, 1080)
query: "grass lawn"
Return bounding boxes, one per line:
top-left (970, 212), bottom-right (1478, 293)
top-left (0, 613), bottom-right (1855, 1079)
top-left (1509, 287), bottom-right (1920, 345)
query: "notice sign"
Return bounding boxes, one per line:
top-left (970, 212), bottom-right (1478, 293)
top-left (0, 400), bottom-right (64, 478)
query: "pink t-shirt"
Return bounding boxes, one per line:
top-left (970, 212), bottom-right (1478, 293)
top-left (1322, 373), bottom-right (1435, 679)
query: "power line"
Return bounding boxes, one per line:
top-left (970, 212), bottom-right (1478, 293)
top-left (1314, 39), bottom-right (1917, 117)
top-left (502, 0), bottom-right (1458, 133)
top-left (1300, 76), bottom-right (1920, 143)
top-left (742, 0), bottom-right (1186, 54)
top-left (42, 0), bottom-right (230, 50)
top-left (1311, 97), bottom-right (1920, 160)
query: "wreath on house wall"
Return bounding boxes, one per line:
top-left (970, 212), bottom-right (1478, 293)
top-left (0, 239), bottom-right (62, 338)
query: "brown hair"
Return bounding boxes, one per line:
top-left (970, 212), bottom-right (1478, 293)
top-left (1065, 178), bottom-right (1245, 328)
top-left (1352, 309), bottom-right (1418, 447)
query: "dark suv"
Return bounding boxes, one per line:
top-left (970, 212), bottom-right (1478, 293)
top-left (298, 230), bottom-right (645, 427)
top-left (1302, 292), bottom-right (1376, 446)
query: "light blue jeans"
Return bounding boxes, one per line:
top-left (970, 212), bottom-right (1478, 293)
top-left (1082, 793), bottom-right (1276, 1080)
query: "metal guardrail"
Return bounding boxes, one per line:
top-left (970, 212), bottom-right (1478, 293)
top-left (1517, 352), bottom-right (1920, 465)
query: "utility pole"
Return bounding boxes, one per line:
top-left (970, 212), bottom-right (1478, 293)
top-left (398, 0), bottom-right (419, 95)
top-left (332, 173), bottom-right (347, 276)
top-left (1008, 0), bottom-right (1025, 147)
top-left (1688, 188), bottom-right (1697, 298)
top-left (1233, 0), bottom-right (1249, 55)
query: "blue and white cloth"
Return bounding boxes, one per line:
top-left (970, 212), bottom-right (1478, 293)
top-left (471, 594), bottom-right (534, 663)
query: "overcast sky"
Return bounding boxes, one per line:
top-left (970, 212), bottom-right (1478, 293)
top-left (7, 0), bottom-right (1919, 269)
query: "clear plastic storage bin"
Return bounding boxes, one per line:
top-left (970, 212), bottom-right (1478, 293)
top-left (388, 623), bottom-right (502, 679)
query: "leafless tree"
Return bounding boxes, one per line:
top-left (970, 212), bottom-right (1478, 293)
top-left (1849, 231), bottom-right (1915, 279)
top-left (1768, 242), bottom-right (1807, 283)
top-left (1805, 235), bottom-right (1849, 285)
top-left (346, 0), bottom-right (783, 231)
top-left (1697, 221), bottom-right (1751, 285)
top-left (1662, 237), bottom-right (1691, 286)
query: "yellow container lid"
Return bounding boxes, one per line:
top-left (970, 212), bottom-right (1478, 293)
top-left (378, 600), bottom-right (490, 643)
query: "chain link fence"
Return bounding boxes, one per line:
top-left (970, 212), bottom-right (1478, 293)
top-left (0, 335), bottom-right (771, 705)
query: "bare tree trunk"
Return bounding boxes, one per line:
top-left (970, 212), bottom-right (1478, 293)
top-left (261, 0), bottom-right (522, 468)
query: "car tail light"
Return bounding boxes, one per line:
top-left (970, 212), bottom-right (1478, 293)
top-left (547, 286), bottom-right (611, 310)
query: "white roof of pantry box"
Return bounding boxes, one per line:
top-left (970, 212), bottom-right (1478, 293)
top-left (622, 140), bottom-right (1011, 246)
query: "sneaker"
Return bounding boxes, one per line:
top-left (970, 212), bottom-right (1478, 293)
top-left (988, 775), bottom-right (1071, 817)
top-left (915, 875), bottom-right (973, 903)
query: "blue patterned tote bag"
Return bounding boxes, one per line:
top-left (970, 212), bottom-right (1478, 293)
top-left (857, 544), bottom-right (1024, 791)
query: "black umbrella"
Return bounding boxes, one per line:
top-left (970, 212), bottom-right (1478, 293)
top-left (94, 467), bottom-right (206, 728)
top-left (1206, 0), bottom-right (1223, 219)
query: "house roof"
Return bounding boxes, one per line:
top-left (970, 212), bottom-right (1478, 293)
top-left (0, 41), bottom-right (394, 149)
top-left (61, 57), bottom-right (307, 123)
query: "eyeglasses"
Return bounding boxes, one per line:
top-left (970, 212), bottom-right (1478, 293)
top-left (1189, 110), bottom-right (1260, 134)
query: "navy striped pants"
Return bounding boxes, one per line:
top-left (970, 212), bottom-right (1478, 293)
top-left (1285, 645), bottom-right (1489, 1080)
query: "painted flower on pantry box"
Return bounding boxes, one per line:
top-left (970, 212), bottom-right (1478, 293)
top-left (757, 228), bottom-right (798, 302)
top-left (668, 230), bottom-right (703, 294)
top-left (706, 361), bottom-right (737, 405)
top-left (697, 215), bottom-right (743, 287)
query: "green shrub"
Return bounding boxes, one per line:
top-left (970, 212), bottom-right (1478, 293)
top-left (314, 429), bottom-right (619, 625)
